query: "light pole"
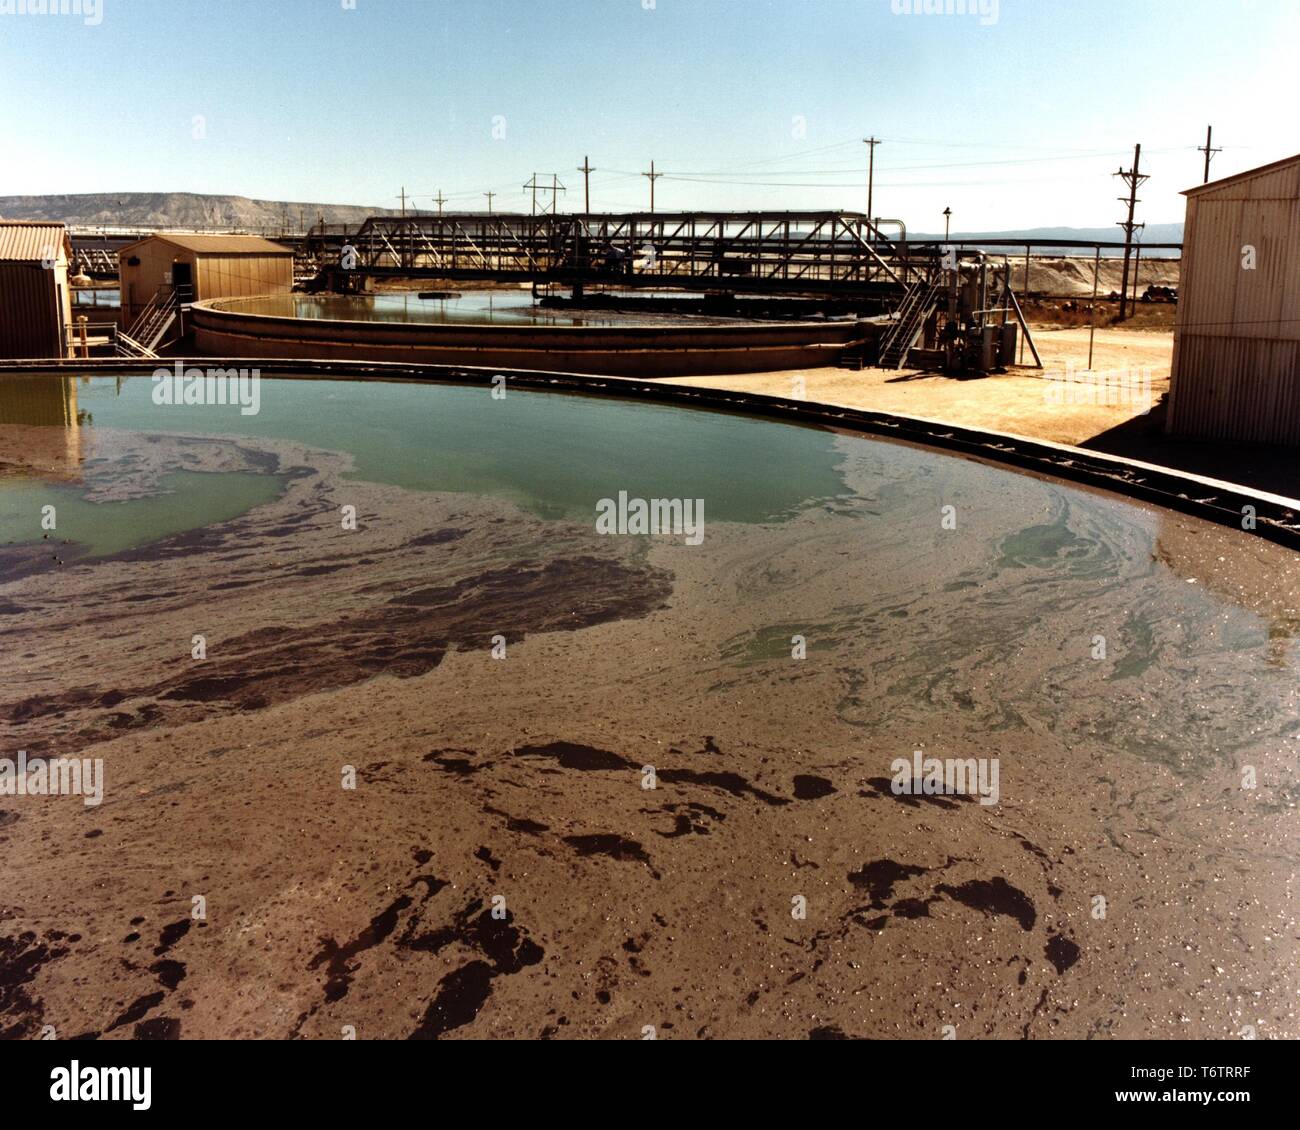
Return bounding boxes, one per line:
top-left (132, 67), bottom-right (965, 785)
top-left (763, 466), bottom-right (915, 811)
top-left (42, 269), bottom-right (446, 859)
top-left (943, 207), bottom-right (952, 241)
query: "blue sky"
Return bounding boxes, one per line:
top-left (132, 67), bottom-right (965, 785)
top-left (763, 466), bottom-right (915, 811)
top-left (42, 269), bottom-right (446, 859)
top-left (1, 0), bottom-right (1296, 229)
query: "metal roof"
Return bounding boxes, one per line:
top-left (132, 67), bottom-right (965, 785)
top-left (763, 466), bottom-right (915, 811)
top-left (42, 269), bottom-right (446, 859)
top-left (1183, 152), bottom-right (1300, 197)
top-left (117, 232), bottom-right (293, 255)
top-left (0, 220), bottom-right (73, 262)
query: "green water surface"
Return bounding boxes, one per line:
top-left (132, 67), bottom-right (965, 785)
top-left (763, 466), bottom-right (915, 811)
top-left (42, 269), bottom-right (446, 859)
top-left (0, 470), bottom-right (288, 558)
top-left (0, 373), bottom-right (849, 554)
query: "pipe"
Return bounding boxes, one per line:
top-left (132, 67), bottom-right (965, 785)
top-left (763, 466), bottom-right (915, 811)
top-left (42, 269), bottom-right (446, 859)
top-left (872, 218), bottom-right (907, 245)
top-left (869, 218), bottom-right (909, 283)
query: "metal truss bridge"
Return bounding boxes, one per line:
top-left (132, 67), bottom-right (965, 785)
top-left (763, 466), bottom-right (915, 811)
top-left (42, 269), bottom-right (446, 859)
top-left (306, 211), bottom-right (943, 297)
top-left (67, 214), bottom-right (1181, 301)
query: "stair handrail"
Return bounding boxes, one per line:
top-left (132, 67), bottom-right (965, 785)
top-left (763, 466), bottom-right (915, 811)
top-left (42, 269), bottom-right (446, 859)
top-left (135, 290), bottom-right (180, 352)
top-left (143, 302), bottom-right (179, 352)
top-left (878, 277), bottom-right (942, 368)
top-left (127, 289), bottom-right (163, 339)
top-left (114, 329), bottom-right (158, 359)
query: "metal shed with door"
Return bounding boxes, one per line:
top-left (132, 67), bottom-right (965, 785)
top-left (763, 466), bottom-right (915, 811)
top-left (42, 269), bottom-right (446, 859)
top-left (117, 233), bottom-right (294, 326)
top-left (1168, 153), bottom-right (1300, 446)
top-left (0, 220), bottom-right (74, 359)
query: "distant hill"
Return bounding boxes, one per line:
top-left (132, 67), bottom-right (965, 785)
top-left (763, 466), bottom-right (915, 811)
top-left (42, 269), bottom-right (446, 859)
top-left (0, 192), bottom-right (410, 230)
top-left (911, 222), bottom-right (1184, 250)
top-left (0, 196), bottom-right (1186, 258)
top-left (0, 195), bottom-right (1186, 243)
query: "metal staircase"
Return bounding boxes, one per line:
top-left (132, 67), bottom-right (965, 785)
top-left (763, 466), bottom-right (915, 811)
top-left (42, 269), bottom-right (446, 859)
top-left (114, 329), bottom-right (155, 359)
top-left (877, 277), bottom-right (941, 369)
top-left (117, 289), bottom-right (180, 358)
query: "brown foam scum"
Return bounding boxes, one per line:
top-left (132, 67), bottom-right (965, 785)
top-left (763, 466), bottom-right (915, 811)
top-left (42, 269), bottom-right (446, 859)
top-left (5, 555), bottom-right (670, 756)
top-left (0, 430), bottom-right (672, 758)
top-left (1, 427), bottom-right (1297, 1040)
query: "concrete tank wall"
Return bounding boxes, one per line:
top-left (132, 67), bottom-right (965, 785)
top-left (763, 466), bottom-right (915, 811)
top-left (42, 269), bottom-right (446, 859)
top-left (189, 299), bottom-right (870, 377)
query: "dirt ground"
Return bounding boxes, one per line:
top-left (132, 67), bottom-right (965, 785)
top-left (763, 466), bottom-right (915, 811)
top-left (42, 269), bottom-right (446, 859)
top-left (668, 325), bottom-right (1172, 447)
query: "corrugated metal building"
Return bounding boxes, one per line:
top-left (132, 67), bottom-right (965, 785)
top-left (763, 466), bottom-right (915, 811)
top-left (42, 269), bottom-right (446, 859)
top-left (0, 221), bottom-right (74, 359)
top-left (118, 233), bottom-right (294, 323)
top-left (1168, 153), bottom-right (1300, 445)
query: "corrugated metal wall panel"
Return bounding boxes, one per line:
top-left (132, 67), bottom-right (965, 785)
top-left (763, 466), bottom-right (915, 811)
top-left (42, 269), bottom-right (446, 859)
top-left (1171, 335), bottom-right (1300, 443)
top-left (1192, 159), bottom-right (1300, 203)
top-left (0, 262), bottom-right (64, 358)
top-left (195, 254), bottom-right (292, 301)
top-left (1170, 156), bottom-right (1300, 444)
top-left (1243, 163), bottom-right (1300, 201)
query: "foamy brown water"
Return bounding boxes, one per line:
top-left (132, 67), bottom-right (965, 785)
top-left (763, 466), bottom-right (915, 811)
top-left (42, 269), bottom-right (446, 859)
top-left (1, 377), bottom-right (1296, 1040)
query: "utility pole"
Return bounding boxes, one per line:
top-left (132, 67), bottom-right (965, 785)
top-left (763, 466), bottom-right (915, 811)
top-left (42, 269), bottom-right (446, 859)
top-left (1088, 245), bottom-right (1101, 369)
top-left (578, 155), bottom-right (596, 213)
top-left (1130, 232), bottom-right (1145, 309)
top-left (1113, 143), bottom-right (1148, 321)
top-left (548, 174), bottom-right (566, 215)
top-left (483, 191), bottom-right (495, 215)
top-left (863, 137), bottom-right (881, 239)
top-left (398, 186), bottom-right (408, 218)
top-left (642, 160), bottom-right (663, 213)
top-left (433, 191), bottom-right (447, 217)
top-left (524, 174), bottom-right (564, 216)
top-left (1197, 124), bottom-right (1221, 184)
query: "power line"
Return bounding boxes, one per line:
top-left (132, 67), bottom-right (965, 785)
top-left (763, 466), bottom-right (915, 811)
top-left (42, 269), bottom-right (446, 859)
top-left (710, 137), bottom-right (865, 172)
top-left (390, 136), bottom-right (1208, 215)
top-left (641, 146), bottom-right (1190, 180)
top-left (655, 172), bottom-right (1139, 189)
top-left (885, 135), bottom-right (1124, 152)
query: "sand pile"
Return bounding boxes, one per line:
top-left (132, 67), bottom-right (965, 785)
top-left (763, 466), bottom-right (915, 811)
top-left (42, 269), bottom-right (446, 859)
top-left (1010, 255), bottom-right (1180, 297)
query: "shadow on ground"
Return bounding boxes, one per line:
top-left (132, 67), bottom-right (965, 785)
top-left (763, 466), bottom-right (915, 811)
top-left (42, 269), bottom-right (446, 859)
top-left (1082, 400), bottom-right (1300, 501)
